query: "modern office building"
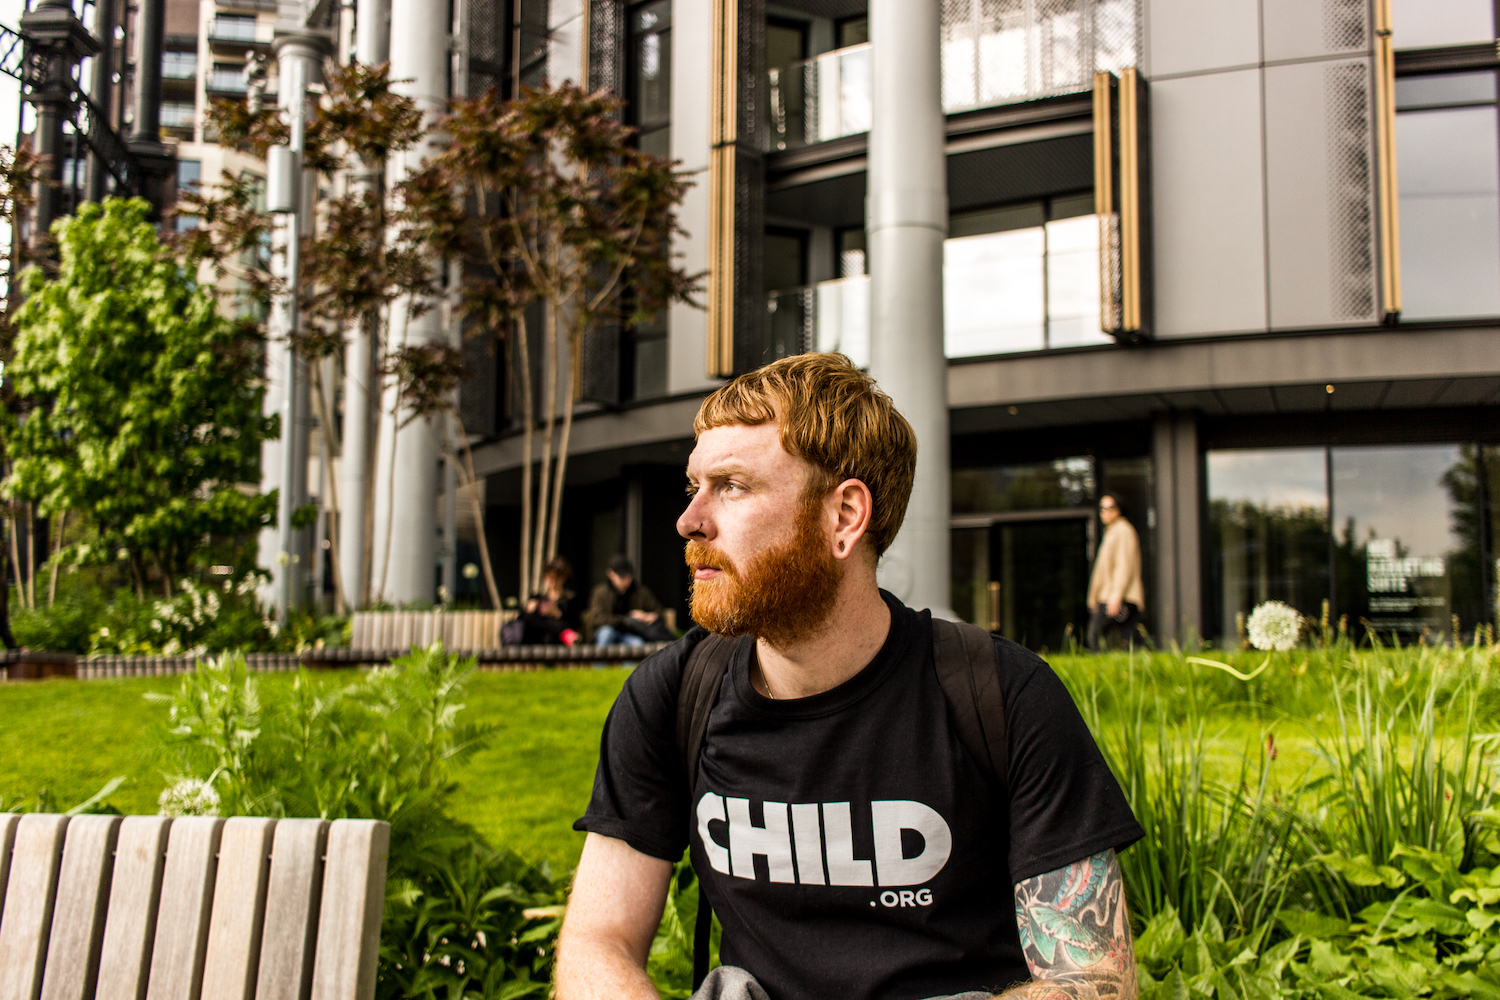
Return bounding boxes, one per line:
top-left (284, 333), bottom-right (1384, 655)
top-left (414, 0), bottom-right (1495, 649)
top-left (57, 0), bottom-right (1497, 648)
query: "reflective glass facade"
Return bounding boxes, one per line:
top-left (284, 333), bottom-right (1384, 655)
top-left (1208, 444), bottom-right (1499, 643)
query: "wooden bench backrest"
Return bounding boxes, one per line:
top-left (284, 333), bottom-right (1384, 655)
top-left (349, 610), bottom-right (516, 651)
top-left (0, 814), bottom-right (389, 1000)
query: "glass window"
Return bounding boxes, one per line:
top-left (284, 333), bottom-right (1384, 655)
top-left (944, 195), bottom-right (1111, 356)
top-left (1331, 444), bottom-right (1476, 638)
top-left (627, 1), bottom-right (671, 159)
top-left (1207, 449), bottom-right (1330, 643)
top-left (160, 101), bottom-right (196, 128)
top-left (763, 229), bottom-right (805, 292)
top-left (631, 329), bottom-right (668, 399)
top-left (837, 227), bottom-right (866, 278)
top-left (1396, 71), bottom-right (1497, 110)
top-left (212, 15), bottom-right (258, 42)
top-left (1392, 0), bottom-right (1495, 48)
top-left (162, 50), bottom-right (197, 79)
top-left (952, 457), bottom-right (1095, 515)
top-left (1396, 100), bottom-right (1500, 319)
top-left (837, 17), bottom-right (868, 48)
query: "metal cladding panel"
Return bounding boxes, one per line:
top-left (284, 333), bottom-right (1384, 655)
top-left (467, 0), bottom-right (509, 96)
top-left (1144, 0), bottom-right (1259, 77)
top-left (589, 0), bottom-right (624, 101)
top-left (1265, 58), bottom-right (1378, 330)
top-left (1149, 70), bottom-right (1268, 337)
top-left (458, 328), bottom-right (499, 437)
top-left (1263, 0), bottom-right (1371, 62)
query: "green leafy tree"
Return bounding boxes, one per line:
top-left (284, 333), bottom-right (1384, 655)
top-left (5, 199), bottom-right (276, 598)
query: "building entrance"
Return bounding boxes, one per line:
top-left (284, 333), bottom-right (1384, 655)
top-left (952, 511), bottom-right (1094, 652)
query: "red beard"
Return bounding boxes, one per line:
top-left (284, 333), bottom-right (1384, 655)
top-left (685, 494), bottom-right (842, 648)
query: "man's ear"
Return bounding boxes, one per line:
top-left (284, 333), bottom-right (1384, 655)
top-left (829, 478), bottom-right (874, 562)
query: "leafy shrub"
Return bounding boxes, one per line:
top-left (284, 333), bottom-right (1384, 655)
top-left (152, 645), bottom-right (565, 998)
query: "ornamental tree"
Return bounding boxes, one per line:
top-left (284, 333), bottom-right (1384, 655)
top-left (409, 83), bottom-right (699, 599)
top-left (5, 199), bottom-right (276, 598)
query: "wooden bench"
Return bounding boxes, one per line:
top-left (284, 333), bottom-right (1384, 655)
top-left (0, 814), bottom-right (389, 1000)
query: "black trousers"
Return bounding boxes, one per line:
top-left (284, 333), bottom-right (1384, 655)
top-left (1088, 602), bottom-right (1144, 651)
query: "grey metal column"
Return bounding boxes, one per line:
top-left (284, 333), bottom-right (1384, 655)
top-left (866, 0), bottom-right (953, 617)
top-left (339, 0), bottom-right (394, 607)
top-left (124, 0), bottom-right (173, 214)
top-left (20, 0), bottom-right (99, 239)
top-left (261, 31), bottom-right (331, 619)
top-left (371, 0), bottom-right (447, 603)
top-left (86, 0), bottom-right (116, 202)
top-left (130, 0), bottom-right (162, 141)
top-left (356, 0), bottom-right (391, 64)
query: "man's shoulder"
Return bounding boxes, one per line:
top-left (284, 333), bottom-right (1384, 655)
top-left (623, 627), bottom-right (712, 693)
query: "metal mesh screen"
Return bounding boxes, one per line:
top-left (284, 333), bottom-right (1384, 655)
top-left (941, 0), bottom-right (1139, 113)
top-left (467, 0), bottom-right (508, 97)
top-left (589, 0), bottom-right (624, 100)
top-left (458, 328), bottom-right (500, 437)
top-left (1323, 0), bottom-right (1368, 53)
top-left (1325, 60), bottom-right (1376, 321)
top-left (579, 314), bottom-right (622, 406)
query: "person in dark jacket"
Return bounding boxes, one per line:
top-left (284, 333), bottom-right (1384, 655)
top-left (585, 555), bottom-right (671, 645)
top-left (519, 556), bottom-right (581, 645)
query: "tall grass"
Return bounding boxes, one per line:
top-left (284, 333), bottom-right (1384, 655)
top-left (1060, 640), bottom-right (1500, 993)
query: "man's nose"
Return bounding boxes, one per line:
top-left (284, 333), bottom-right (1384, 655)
top-left (678, 495), bottom-right (709, 540)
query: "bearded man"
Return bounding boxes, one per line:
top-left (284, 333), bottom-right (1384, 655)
top-left (558, 354), bottom-right (1143, 1000)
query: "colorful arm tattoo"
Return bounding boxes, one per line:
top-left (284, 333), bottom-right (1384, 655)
top-left (999, 849), bottom-right (1138, 1000)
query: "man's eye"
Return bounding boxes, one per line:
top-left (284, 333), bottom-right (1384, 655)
top-left (684, 484), bottom-right (699, 498)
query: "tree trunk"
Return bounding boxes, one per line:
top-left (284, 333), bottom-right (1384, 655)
top-left (0, 535), bottom-right (17, 649)
top-left (311, 363), bottom-right (348, 615)
top-left (515, 311), bottom-right (536, 602)
top-left (8, 514), bottom-right (24, 611)
top-left (545, 317), bottom-right (584, 563)
top-left (24, 504), bottom-right (35, 610)
top-left (47, 508), bottom-right (65, 606)
top-left (532, 297), bottom-right (561, 594)
top-left (359, 309), bottom-right (381, 608)
top-left (444, 410), bottom-right (502, 610)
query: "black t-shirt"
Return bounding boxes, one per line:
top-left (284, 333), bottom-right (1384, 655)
top-left (575, 593), bottom-right (1143, 1000)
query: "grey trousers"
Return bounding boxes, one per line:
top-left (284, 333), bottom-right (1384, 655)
top-left (690, 965), bottom-right (993, 1000)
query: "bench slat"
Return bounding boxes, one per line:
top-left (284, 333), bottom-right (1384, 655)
top-left (145, 817), bottom-right (223, 1000)
top-left (40, 815), bottom-right (122, 1000)
top-left (200, 818), bottom-right (276, 1000)
top-left (0, 813), bottom-right (70, 1000)
top-left (254, 819), bottom-right (328, 1000)
top-left (0, 815), bottom-right (19, 923)
top-left (310, 821), bottom-right (389, 1000)
top-left (96, 817), bottom-right (171, 1000)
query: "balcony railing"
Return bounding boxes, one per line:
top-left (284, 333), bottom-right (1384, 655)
top-left (764, 215), bottom-right (1113, 362)
top-left (767, 43), bottom-right (871, 151)
top-left (207, 69), bottom-right (248, 93)
top-left (764, 0), bottom-right (1139, 151)
top-left (208, 19), bottom-right (272, 45)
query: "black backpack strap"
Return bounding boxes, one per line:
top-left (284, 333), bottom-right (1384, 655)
top-left (674, 629), bottom-right (739, 991)
top-left (931, 618), bottom-right (1009, 796)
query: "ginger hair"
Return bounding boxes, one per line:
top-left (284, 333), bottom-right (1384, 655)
top-left (693, 353), bottom-right (917, 556)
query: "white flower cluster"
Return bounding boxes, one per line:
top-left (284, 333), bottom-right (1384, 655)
top-left (158, 778), bottom-right (221, 817)
top-left (1246, 600), bottom-right (1302, 651)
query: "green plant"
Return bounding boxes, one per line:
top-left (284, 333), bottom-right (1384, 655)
top-left (5, 199), bottom-right (276, 599)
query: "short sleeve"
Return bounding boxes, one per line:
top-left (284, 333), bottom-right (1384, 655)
top-left (997, 640), bottom-right (1144, 882)
top-left (572, 640), bottom-right (694, 862)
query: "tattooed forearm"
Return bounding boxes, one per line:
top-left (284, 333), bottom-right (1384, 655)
top-left (998, 850), bottom-right (1137, 1000)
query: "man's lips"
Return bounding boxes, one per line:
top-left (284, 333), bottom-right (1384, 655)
top-left (691, 564), bottom-right (725, 580)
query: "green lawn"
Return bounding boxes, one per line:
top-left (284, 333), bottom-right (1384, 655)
top-left (0, 668), bottom-right (629, 873)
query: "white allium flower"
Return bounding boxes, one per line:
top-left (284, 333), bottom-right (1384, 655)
top-left (158, 778), bottom-right (220, 817)
top-left (1247, 601), bottom-right (1302, 651)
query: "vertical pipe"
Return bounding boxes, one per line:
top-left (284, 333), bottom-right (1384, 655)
top-left (131, 0), bottom-right (163, 142)
top-left (340, 0), bottom-right (389, 606)
top-left (866, 0), bottom-right (953, 617)
top-left (372, 0), bottom-right (446, 603)
top-left (87, 0), bottom-right (116, 201)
